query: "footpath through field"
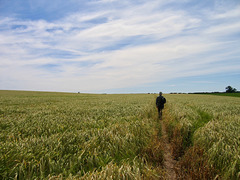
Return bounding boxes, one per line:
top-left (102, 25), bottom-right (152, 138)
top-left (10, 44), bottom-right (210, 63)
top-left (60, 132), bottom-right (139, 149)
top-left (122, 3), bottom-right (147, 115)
top-left (161, 120), bottom-right (177, 180)
top-left (158, 110), bottom-right (177, 180)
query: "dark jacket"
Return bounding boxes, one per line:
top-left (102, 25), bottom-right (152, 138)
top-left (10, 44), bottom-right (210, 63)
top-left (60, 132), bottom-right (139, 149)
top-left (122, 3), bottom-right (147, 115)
top-left (156, 96), bottom-right (166, 109)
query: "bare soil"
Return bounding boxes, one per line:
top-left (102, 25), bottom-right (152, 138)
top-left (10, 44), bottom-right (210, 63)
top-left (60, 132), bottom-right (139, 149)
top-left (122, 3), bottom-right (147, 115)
top-left (161, 121), bottom-right (177, 180)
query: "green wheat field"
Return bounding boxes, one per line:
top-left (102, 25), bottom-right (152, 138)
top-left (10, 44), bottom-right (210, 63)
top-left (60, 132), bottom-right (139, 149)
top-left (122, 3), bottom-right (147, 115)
top-left (0, 90), bottom-right (239, 179)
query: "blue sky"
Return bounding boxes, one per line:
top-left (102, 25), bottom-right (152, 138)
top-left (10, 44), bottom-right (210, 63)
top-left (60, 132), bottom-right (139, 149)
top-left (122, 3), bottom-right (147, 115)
top-left (0, 0), bottom-right (239, 93)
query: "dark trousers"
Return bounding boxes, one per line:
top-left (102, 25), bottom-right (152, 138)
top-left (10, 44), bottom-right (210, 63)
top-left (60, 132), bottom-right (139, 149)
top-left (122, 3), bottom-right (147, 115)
top-left (157, 106), bottom-right (163, 119)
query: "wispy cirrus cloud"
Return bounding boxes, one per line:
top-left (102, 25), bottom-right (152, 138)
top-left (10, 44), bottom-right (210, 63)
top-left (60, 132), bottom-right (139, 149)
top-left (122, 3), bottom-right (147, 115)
top-left (0, 0), bottom-right (239, 92)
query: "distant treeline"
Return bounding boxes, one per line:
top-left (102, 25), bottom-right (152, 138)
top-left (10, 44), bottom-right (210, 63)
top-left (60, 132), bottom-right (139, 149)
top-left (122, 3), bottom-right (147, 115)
top-left (188, 91), bottom-right (240, 94)
top-left (169, 92), bottom-right (240, 97)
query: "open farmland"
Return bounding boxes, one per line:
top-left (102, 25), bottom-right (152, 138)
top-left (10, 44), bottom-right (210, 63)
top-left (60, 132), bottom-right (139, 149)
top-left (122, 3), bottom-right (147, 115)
top-left (0, 91), bottom-right (240, 179)
top-left (0, 91), bottom-right (161, 179)
top-left (164, 94), bottom-right (240, 179)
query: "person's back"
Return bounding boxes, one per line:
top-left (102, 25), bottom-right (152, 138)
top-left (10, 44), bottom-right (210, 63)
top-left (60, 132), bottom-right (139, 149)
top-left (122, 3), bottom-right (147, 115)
top-left (156, 92), bottom-right (166, 119)
top-left (156, 95), bottom-right (166, 108)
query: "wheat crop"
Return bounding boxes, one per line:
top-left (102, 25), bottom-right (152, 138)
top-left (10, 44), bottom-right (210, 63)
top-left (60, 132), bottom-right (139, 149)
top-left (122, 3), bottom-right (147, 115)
top-left (164, 94), bottom-right (240, 179)
top-left (0, 91), bottom-right (160, 179)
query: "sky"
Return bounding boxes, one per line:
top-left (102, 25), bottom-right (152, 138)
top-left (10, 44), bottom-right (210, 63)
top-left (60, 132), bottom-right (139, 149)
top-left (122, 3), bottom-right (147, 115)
top-left (0, 0), bottom-right (240, 93)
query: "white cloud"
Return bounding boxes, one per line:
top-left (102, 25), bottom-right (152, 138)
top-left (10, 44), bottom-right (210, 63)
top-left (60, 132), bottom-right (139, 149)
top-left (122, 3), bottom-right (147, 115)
top-left (204, 21), bottom-right (240, 36)
top-left (211, 5), bottom-right (240, 19)
top-left (0, 0), bottom-right (240, 92)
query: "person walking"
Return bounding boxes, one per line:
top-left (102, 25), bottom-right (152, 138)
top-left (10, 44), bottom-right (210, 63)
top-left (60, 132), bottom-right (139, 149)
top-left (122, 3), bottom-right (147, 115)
top-left (156, 92), bottom-right (166, 119)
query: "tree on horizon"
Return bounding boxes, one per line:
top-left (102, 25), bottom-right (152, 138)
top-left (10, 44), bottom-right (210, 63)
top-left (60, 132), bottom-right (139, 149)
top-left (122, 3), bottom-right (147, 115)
top-left (225, 86), bottom-right (237, 93)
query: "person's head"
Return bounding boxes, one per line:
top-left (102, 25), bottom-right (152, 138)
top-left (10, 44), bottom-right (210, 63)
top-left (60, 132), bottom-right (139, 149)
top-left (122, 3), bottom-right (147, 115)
top-left (159, 92), bottom-right (162, 96)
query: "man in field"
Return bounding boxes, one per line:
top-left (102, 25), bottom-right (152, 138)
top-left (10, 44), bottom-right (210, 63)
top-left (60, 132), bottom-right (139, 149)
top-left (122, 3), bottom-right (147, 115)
top-left (156, 92), bottom-right (166, 119)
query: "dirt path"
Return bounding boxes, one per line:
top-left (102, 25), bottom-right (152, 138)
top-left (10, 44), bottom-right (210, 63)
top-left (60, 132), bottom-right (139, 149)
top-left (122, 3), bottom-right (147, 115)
top-left (161, 121), bottom-right (177, 180)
